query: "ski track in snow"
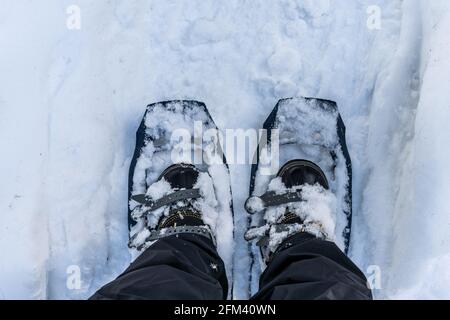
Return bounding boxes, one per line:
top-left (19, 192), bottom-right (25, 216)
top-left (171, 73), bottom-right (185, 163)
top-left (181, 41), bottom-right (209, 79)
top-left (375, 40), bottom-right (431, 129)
top-left (1, 0), bottom-right (450, 299)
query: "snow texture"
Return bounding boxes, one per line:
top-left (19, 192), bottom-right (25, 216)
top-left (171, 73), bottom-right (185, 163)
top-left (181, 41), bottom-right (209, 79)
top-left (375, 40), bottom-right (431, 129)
top-left (1, 0), bottom-right (450, 299)
top-left (266, 180), bottom-right (336, 239)
top-left (245, 179), bottom-right (336, 254)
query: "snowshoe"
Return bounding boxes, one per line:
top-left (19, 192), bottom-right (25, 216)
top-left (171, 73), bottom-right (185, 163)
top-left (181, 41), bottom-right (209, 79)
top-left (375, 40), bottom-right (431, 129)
top-left (127, 100), bottom-right (234, 295)
top-left (245, 97), bottom-right (352, 286)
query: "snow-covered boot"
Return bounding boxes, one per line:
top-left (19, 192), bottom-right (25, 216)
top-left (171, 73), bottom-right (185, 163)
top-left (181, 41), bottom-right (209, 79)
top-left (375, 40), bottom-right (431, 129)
top-left (245, 159), bottom-right (337, 263)
top-left (245, 98), bottom-right (352, 284)
top-left (128, 163), bottom-right (217, 251)
top-left (154, 164), bottom-right (204, 228)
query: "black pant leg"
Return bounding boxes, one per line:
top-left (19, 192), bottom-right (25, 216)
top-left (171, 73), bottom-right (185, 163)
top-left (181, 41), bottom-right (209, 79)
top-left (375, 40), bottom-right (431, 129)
top-left (252, 233), bottom-right (372, 300)
top-left (90, 234), bottom-right (228, 300)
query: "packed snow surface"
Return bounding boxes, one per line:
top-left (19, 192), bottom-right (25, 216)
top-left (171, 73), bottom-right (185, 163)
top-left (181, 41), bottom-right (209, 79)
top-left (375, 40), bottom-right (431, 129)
top-left (1, 0), bottom-right (450, 299)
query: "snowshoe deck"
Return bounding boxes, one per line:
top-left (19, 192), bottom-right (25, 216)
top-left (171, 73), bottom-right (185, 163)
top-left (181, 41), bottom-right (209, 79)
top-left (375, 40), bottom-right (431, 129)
top-left (128, 100), bottom-right (235, 297)
top-left (247, 97), bottom-right (352, 293)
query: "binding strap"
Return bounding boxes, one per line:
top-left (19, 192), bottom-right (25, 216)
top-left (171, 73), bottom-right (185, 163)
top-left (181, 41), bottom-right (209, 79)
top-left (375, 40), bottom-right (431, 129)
top-left (248, 223), bottom-right (329, 263)
top-left (132, 188), bottom-right (201, 212)
top-left (244, 190), bottom-right (304, 214)
top-left (129, 225), bottom-right (216, 250)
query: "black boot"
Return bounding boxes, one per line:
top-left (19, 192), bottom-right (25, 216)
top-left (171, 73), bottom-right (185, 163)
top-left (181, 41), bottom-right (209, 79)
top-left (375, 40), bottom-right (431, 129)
top-left (128, 163), bottom-right (217, 251)
top-left (276, 159), bottom-right (329, 225)
top-left (156, 164), bottom-right (204, 228)
top-left (246, 160), bottom-right (372, 300)
top-left (245, 159), bottom-right (333, 264)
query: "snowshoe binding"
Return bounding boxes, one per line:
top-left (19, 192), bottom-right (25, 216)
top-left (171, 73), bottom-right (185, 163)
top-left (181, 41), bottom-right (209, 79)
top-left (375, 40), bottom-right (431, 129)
top-left (245, 97), bottom-right (352, 275)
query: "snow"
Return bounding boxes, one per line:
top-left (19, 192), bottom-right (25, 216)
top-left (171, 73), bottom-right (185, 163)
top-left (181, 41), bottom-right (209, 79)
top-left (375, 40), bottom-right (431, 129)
top-left (277, 98), bottom-right (339, 149)
top-left (1, 0), bottom-right (450, 299)
top-left (245, 196), bottom-right (265, 214)
top-left (245, 179), bottom-right (337, 254)
top-left (145, 179), bottom-right (172, 201)
top-left (292, 184), bottom-right (336, 239)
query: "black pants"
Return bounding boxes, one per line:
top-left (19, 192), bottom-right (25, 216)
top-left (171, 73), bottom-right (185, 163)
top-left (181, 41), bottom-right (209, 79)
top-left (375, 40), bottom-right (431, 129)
top-left (90, 232), bottom-right (372, 300)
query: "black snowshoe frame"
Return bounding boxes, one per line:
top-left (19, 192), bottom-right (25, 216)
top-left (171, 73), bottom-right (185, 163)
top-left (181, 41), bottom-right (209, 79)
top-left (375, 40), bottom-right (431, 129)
top-left (127, 100), bottom-right (235, 296)
top-left (247, 97), bottom-right (353, 286)
top-left (128, 100), bottom-right (234, 229)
